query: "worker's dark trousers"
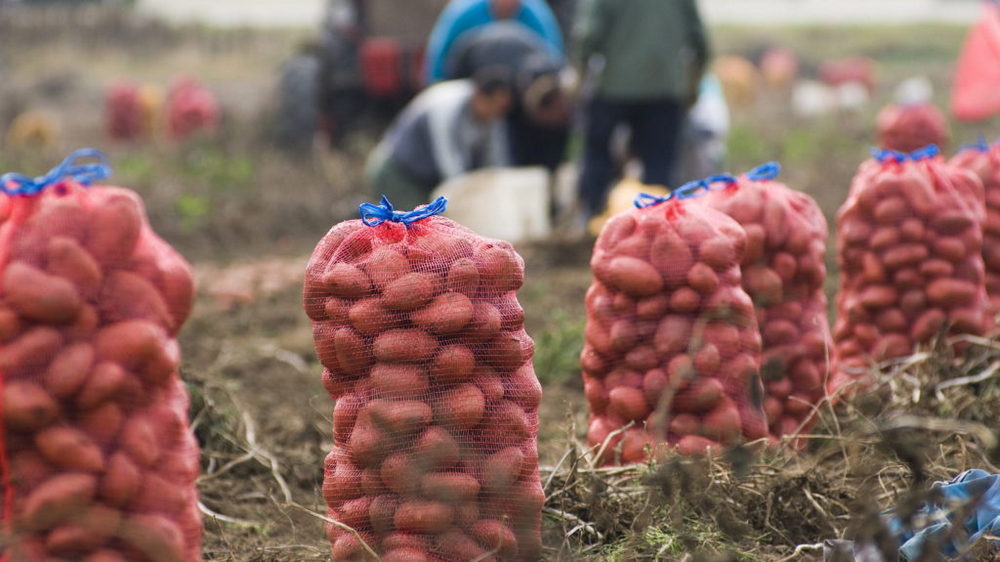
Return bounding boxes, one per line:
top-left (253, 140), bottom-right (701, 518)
top-left (578, 96), bottom-right (685, 217)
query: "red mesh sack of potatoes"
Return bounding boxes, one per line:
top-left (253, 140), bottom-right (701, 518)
top-left (697, 163), bottom-right (831, 443)
top-left (830, 145), bottom-right (988, 395)
top-left (876, 102), bottom-right (950, 154)
top-left (581, 180), bottom-right (766, 464)
top-left (951, 137), bottom-right (1000, 313)
top-left (303, 197), bottom-right (543, 562)
top-left (166, 78), bottom-right (219, 142)
top-left (0, 150), bottom-right (200, 561)
top-left (105, 81), bottom-right (142, 142)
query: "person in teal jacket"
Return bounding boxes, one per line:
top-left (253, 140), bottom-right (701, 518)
top-left (425, 0), bottom-right (564, 84)
top-left (574, 0), bottom-right (710, 218)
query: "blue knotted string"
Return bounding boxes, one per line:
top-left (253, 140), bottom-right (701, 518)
top-left (0, 148), bottom-right (111, 197)
top-left (958, 134), bottom-right (991, 154)
top-left (633, 174), bottom-right (737, 209)
top-left (871, 144), bottom-right (941, 163)
top-left (746, 161), bottom-right (782, 181)
top-left (359, 195), bottom-right (448, 227)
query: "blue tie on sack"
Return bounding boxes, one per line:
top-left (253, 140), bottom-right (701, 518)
top-left (890, 469), bottom-right (1000, 560)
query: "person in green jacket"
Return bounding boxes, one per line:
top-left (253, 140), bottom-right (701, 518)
top-left (573, 0), bottom-right (710, 218)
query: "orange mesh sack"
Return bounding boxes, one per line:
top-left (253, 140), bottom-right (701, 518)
top-left (951, 137), bottom-right (1000, 312)
top-left (303, 197), bottom-right (543, 562)
top-left (831, 146), bottom-right (988, 395)
top-left (697, 163), bottom-right (831, 443)
top-left (0, 150), bottom-right (200, 561)
top-left (581, 181), bottom-right (766, 464)
top-left (876, 102), bottom-right (950, 154)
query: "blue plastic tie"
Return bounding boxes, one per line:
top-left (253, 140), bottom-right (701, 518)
top-left (746, 161), bottom-right (782, 181)
top-left (359, 195), bottom-right (448, 227)
top-left (633, 174), bottom-right (737, 208)
top-left (871, 144), bottom-right (941, 163)
top-left (0, 148), bottom-right (111, 197)
top-left (958, 134), bottom-right (991, 154)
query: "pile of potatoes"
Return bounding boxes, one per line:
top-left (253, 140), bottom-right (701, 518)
top-left (304, 217), bottom-right (543, 562)
top-left (0, 184), bottom-right (199, 561)
top-left (582, 199), bottom-right (766, 464)
top-left (698, 170), bottom-right (831, 443)
top-left (951, 141), bottom-right (1000, 311)
top-left (832, 149), bottom-right (989, 392)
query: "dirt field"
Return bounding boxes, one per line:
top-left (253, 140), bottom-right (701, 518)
top-left (2, 7), bottom-right (1000, 561)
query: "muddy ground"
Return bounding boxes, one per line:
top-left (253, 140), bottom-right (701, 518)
top-left (2, 7), bottom-right (1000, 560)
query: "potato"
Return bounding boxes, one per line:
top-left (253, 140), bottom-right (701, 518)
top-left (370, 364), bottom-right (429, 399)
top-left (743, 265), bottom-right (783, 304)
top-left (20, 473), bottom-right (96, 531)
top-left (687, 262), bottom-right (720, 295)
top-left (933, 237), bottom-right (967, 262)
top-left (693, 344), bottom-right (721, 377)
top-left (119, 514), bottom-right (185, 562)
top-left (3, 261), bottom-right (81, 324)
top-left (338, 496), bottom-right (373, 529)
top-left (393, 501), bottom-right (454, 534)
top-left (506, 366), bottom-right (543, 410)
top-left (475, 244), bottom-right (524, 293)
top-left (415, 427), bottom-right (460, 470)
top-left (699, 236), bottom-right (738, 270)
top-left (741, 223), bottom-right (767, 264)
top-left (676, 435), bottom-right (721, 457)
top-left (471, 519), bottom-right (518, 559)
top-left (368, 400), bottom-right (432, 437)
top-left (373, 328), bottom-right (436, 364)
top-left (94, 320), bottom-right (165, 374)
top-left (322, 263), bottom-right (372, 299)
top-left (79, 402), bottom-right (124, 446)
top-left (46, 236), bottom-right (103, 299)
top-left (476, 368), bottom-right (505, 403)
top-left (3, 381), bottom-right (58, 431)
top-left (43, 343), bottom-right (94, 399)
top-left (859, 285), bottom-right (897, 309)
top-left (421, 472), bottom-right (480, 503)
top-left (381, 533), bottom-right (430, 553)
top-left (121, 415), bottom-right (161, 467)
top-left (871, 227), bottom-right (902, 251)
top-left (653, 316), bottom-right (691, 356)
top-left (771, 252), bottom-right (798, 283)
top-left (348, 298), bottom-right (389, 336)
top-left (99, 271), bottom-right (174, 329)
top-left (35, 426), bottom-right (104, 472)
top-left (700, 400), bottom-right (742, 442)
top-left (873, 196), bottom-right (908, 224)
top-left (584, 376), bottom-right (609, 413)
top-left (669, 287), bottom-right (701, 313)
top-left (874, 309), bottom-right (908, 333)
top-left (446, 258), bottom-right (481, 297)
top-left (348, 420), bottom-right (387, 468)
top-left (920, 259), bottom-right (954, 279)
top-left (362, 247), bottom-right (410, 289)
top-left (608, 319), bottom-right (638, 353)
top-left (411, 292), bottom-right (473, 335)
top-left (369, 494), bottom-right (400, 535)
top-left (100, 453), bottom-right (142, 507)
top-left (604, 256), bottom-right (663, 297)
top-left (931, 211), bottom-right (974, 235)
top-left (485, 332), bottom-right (531, 370)
top-left (467, 302), bottom-right (502, 342)
top-left (650, 229), bottom-right (695, 285)
top-left (624, 345), bottom-right (657, 371)
top-left (636, 294), bottom-right (670, 320)
top-left (881, 244), bottom-right (929, 270)
top-left (77, 361), bottom-right (126, 410)
top-left (435, 384), bottom-right (485, 430)
top-left (86, 193), bottom-right (143, 265)
top-left (674, 378), bottom-right (724, 413)
top-left (329, 533), bottom-right (375, 562)
top-left (926, 278), bottom-right (977, 307)
top-left (432, 345), bottom-right (475, 384)
top-left (608, 387), bottom-right (650, 422)
top-left (482, 447), bottom-right (524, 494)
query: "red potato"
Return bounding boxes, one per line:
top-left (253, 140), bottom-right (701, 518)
top-left (119, 514), bottom-right (185, 562)
top-left (669, 287), bottom-right (701, 313)
top-left (99, 271), bottom-right (174, 329)
top-left (687, 262), bottom-right (719, 294)
top-left (434, 529), bottom-right (492, 562)
top-left (771, 252), bottom-right (798, 283)
top-left (693, 344), bottom-right (722, 377)
top-left (700, 399), bottom-right (742, 442)
top-left (873, 196), bottom-right (908, 224)
top-left (411, 292), bottom-right (473, 335)
top-left (362, 247), bottom-right (411, 289)
top-left (604, 256), bottom-right (664, 297)
top-left (870, 227), bottom-right (902, 251)
top-left (475, 244), bottom-right (524, 293)
top-left (3, 381), bottom-right (58, 431)
top-left (625, 345), bottom-right (658, 371)
top-left (100, 453), bottom-right (142, 507)
top-left (933, 237), bottom-right (967, 262)
top-left (415, 427), bottom-right (461, 470)
top-left (467, 302), bottom-right (503, 342)
top-left (421, 472), bottom-right (480, 503)
top-left (79, 402), bottom-right (124, 446)
top-left (650, 228), bottom-right (695, 285)
top-left (859, 285), bottom-right (897, 309)
top-left (446, 258), bottom-right (481, 296)
top-left (368, 400), bottom-right (433, 437)
top-left (699, 236), bottom-right (738, 270)
top-left (370, 364), bottom-right (429, 399)
top-left (642, 369), bottom-right (669, 407)
top-left (393, 502), bottom-right (454, 534)
top-left (931, 211), bottom-right (974, 235)
top-left (35, 426), bottom-right (104, 472)
top-left (322, 263), bottom-right (373, 299)
top-left (673, 377), bottom-right (724, 413)
top-left (881, 244), bottom-right (929, 270)
top-left (926, 278), bottom-right (977, 307)
top-left (46, 236), bottom-right (103, 299)
top-left (435, 384), bottom-right (485, 430)
top-left (369, 494), bottom-right (400, 535)
top-left (120, 415), bottom-right (161, 467)
top-left (653, 315), bottom-right (692, 356)
top-left (85, 192), bottom-right (143, 265)
top-left (875, 309), bottom-right (908, 333)
top-left (0, 327), bottom-right (64, 378)
top-left (46, 505), bottom-right (122, 556)
top-left (486, 332), bottom-right (532, 370)
top-left (19, 473), bottom-right (97, 531)
top-left (920, 259), bottom-right (955, 279)
top-left (675, 435), bottom-right (722, 457)
top-left (608, 387), bottom-right (650, 421)
top-left (608, 319), bottom-right (638, 353)
top-left (348, 298), bottom-right (390, 336)
top-left (76, 362), bottom-right (127, 410)
top-left (432, 345), bottom-right (475, 384)
top-left (636, 294), bottom-right (670, 320)
top-left (471, 519), bottom-right (518, 559)
top-left (43, 343), bottom-right (95, 399)
top-left (373, 329), bottom-right (436, 364)
top-left (481, 447), bottom-right (524, 494)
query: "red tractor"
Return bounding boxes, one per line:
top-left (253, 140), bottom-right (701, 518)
top-left (273, 0), bottom-right (575, 152)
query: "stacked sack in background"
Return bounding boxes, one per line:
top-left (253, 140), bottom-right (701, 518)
top-left (876, 102), bottom-right (949, 154)
top-left (165, 78), bottom-right (219, 142)
top-left (581, 181), bottom-right (766, 464)
top-left (698, 163), bottom-right (830, 443)
top-left (831, 146), bottom-right (989, 394)
top-left (0, 150), bottom-right (200, 561)
top-left (303, 197), bottom-right (543, 561)
top-left (950, 137), bottom-right (1000, 311)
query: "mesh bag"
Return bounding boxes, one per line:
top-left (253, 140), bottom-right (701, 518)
top-left (0, 150), bottom-right (200, 561)
top-left (876, 102), bottom-right (950, 154)
top-left (581, 180), bottom-right (766, 464)
top-left (831, 146), bottom-right (989, 394)
top-left (697, 163), bottom-right (831, 444)
top-left (950, 137), bottom-right (1000, 312)
top-left (951, 1), bottom-right (1000, 122)
top-left (166, 78), bottom-right (218, 142)
top-left (105, 82), bottom-right (143, 142)
top-left (303, 197), bottom-right (543, 562)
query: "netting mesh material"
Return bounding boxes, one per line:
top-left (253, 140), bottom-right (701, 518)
top-left (831, 148), bottom-right (990, 393)
top-left (876, 102), bottom-right (950, 154)
top-left (950, 141), bottom-right (1000, 312)
top-left (303, 215), bottom-right (543, 562)
top-left (698, 172), bottom-right (830, 443)
top-left (582, 198), bottom-right (766, 464)
top-left (0, 182), bottom-right (199, 561)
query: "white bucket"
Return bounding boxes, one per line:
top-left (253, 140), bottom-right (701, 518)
top-left (432, 167), bottom-right (551, 244)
